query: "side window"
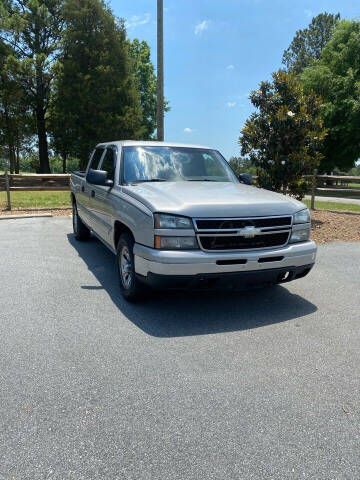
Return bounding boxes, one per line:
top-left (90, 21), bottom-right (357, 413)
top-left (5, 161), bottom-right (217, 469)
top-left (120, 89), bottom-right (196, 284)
top-left (99, 147), bottom-right (116, 181)
top-left (88, 148), bottom-right (104, 170)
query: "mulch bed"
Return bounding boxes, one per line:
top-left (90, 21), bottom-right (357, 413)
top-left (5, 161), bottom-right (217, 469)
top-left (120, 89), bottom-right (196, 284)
top-left (1, 207), bottom-right (359, 244)
top-left (311, 209), bottom-right (360, 243)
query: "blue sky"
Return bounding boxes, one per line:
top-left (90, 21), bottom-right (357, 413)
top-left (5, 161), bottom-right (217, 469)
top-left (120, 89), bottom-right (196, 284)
top-left (112, 0), bottom-right (359, 160)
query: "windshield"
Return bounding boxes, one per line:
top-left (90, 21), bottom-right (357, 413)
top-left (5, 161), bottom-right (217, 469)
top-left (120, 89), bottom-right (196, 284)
top-left (122, 146), bottom-right (237, 183)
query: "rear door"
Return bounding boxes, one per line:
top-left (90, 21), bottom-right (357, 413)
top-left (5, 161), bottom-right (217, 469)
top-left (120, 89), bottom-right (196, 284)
top-left (88, 145), bottom-right (118, 245)
top-left (81, 147), bottom-right (105, 228)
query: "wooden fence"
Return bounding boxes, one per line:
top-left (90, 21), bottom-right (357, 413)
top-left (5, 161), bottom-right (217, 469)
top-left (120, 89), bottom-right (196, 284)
top-left (0, 171), bottom-right (360, 211)
top-left (0, 173), bottom-right (70, 191)
top-left (311, 174), bottom-right (360, 209)
top-left (0, 172), bottom-right (70, 210)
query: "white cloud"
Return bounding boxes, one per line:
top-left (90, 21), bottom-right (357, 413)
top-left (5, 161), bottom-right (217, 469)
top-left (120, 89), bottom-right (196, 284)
top-left (184, 127), bottom-right (194, 133)
top-left (227, 102), bottom-right (236, 108)
top-left (226, 64), bottom-right (235, 70)
top-left (194, 20), bottom-right (210, 35)
top-left (304, 9), bottom-right (313, 18)
top-left (125, 13), bottom-right (151, 29)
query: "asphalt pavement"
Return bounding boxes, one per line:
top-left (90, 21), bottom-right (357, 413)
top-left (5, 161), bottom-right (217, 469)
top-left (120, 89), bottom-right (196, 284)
top-left (1, 217), bottom-right (360, 480)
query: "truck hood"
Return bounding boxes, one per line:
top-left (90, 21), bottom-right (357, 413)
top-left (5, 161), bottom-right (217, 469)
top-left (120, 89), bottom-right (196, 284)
top-left (122, 181), bottom-right (306, 218)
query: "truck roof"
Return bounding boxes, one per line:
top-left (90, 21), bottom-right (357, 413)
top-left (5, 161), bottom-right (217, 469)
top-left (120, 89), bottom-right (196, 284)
top-left (95, 140), bottom-right (214, 150)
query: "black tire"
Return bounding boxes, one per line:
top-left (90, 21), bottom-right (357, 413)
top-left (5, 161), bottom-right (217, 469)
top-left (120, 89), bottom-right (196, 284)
top-left (72, 200), bottom-right (90, 241)
top-left (116, 232), bottom-right (145, 302)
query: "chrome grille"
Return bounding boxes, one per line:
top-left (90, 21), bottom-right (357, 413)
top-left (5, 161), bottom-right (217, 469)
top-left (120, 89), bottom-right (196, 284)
top-left (195, 216), bottom-right (292, 230)
top-left (194, 215), bottom-right (292, 251)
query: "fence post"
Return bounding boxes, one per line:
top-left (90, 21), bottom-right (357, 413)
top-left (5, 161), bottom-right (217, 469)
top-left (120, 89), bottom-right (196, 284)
top-left (4, 163), bottom-right (11, 211)
top-left (310, 168), bottom-right (318, 211)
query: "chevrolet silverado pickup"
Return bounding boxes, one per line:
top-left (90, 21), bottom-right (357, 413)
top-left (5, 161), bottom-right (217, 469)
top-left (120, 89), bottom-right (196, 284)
top-left (70, 141), bottom-right (316, 301)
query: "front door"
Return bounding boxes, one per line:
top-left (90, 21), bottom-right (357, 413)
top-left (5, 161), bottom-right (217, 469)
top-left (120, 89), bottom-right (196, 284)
top-left (88, 145), bottom-right (118, 246)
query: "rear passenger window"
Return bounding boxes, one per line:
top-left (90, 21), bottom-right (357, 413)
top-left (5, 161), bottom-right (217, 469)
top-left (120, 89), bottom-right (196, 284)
top-left (100, 147), bottom-right (116, 181)
top-left (88, 148), bottom-right (104, 170)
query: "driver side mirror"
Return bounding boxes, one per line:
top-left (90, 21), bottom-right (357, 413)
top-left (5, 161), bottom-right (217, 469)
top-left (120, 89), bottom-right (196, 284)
top-left (238, 173), bottom-right (253, 185)
top-left (86, 169), bottom-right (114, 187)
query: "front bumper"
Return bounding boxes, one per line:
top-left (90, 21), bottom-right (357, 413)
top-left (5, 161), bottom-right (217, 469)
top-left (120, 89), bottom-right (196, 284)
top-left (134, 240), bottom-right (316, 273)
top-left (137, 264), bottom-right (314, 290)
top-left (134, 240), bottom-right (317, 289)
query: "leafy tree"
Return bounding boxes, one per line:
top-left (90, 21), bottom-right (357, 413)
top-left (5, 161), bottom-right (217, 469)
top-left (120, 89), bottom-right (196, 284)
top-left (49, 0), bottom-right (143, 169)
top-left (0, 0), bottom-right (64, 172)
top-left (228, 156), bottom-right (256, 177)
top-left (128, 39), bottom-right (157, 140)
top-left (282, 13), bottom-right (340, 74)
top-left (302, 20), bottom-right (360, 173)
top-left (49, 155), bottom-right (79, 173)
top-left (48, 100), bottom-right (73, 173)
top-left (0, 42), bottom-right (22, 172)
top-left (348, 164), bottom-right (360, 176)
top-left (239, 70), bottom-right (325, 199)
top-left (127, 38), bottom-right (169, 140)
top-left (0, 41), bottom-right (33, 173)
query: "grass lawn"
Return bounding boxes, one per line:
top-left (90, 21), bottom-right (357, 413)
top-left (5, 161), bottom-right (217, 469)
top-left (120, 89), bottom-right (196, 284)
top-left (0, 191), bottom-right (71, 210)
top-left (303, 199), bottom-right (360, 213)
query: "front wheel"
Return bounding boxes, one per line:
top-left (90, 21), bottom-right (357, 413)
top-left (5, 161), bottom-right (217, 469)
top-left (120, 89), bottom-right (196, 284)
top-left (116, 233), bottom-right (145, 302)
top-left (72, 201), bottom-right (90, 241)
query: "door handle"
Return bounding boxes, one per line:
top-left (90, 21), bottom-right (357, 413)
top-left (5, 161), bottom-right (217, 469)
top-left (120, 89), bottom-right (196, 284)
top-left (81, 185), bottom-right (85, 192)
top-left (91, 190), bottom-right (95, 198)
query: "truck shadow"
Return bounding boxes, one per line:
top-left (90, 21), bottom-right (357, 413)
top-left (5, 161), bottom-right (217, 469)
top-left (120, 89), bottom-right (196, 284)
top-left (67, 234), bottom-right (318, 338)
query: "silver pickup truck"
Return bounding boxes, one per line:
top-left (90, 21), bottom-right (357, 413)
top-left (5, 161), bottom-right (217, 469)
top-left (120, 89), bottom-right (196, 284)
top-left (70, 141), bottom-right (316, 301)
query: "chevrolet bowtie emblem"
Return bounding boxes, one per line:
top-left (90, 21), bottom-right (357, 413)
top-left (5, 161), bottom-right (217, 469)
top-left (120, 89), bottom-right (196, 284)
top-left (237, 226), bottom-right (261, 238)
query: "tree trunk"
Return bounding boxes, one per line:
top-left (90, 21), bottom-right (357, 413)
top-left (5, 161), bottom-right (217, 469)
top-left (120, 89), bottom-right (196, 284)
top-left (7, 144), bottom-right (15, 174)
top-left (282, 183), bottom-right (288, 195)
top-left (4, 108), bottom-right (15, 173)
top-left (15, 147), bottom-right (20, 174)
top-left (62, 153), bottom-right (67, 173)
top-left (36, 104), bottom-right (50, 173)
top-left (35, 55), bottom-right (50, 173)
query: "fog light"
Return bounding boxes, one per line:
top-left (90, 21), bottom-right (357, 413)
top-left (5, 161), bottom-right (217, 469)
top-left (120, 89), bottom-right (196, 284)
top-left (289, 229), bottom-right (310, 243)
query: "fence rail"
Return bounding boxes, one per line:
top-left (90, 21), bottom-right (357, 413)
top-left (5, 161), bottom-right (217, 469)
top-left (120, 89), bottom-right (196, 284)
top-left (0, 173), bottom-right (70, 192)
top-left (1, 172), bottom-right (360, 211)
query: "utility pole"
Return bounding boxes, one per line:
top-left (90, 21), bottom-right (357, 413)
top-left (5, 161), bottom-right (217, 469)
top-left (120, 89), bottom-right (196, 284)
top-left (157, 0), bottom-right (164, 141)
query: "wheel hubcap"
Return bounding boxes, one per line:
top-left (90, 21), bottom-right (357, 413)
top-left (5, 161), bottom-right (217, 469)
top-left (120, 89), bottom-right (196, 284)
top-left (120, 246), bottom-right (132, 289)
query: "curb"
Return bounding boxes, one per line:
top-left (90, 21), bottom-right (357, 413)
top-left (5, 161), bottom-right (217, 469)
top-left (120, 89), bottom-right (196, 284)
top-left (0, 213), bottom-right (53, 220)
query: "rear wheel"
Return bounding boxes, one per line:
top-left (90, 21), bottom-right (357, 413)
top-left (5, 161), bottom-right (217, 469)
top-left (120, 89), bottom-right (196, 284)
top-left (72, 201), bottom-right (90, 241)
top-left (116, 233), bottom-right (145, 302)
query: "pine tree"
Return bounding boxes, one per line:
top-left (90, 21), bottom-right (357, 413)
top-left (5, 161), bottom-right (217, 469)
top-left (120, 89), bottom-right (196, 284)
top-left (50, 0), bottom-right (143, 169)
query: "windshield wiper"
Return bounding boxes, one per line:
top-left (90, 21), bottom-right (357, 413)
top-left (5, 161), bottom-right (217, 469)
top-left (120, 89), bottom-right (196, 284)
top-left (129, 178), bottom-right (168, 184)
top-left (187, 178), bottom-right (218, 182)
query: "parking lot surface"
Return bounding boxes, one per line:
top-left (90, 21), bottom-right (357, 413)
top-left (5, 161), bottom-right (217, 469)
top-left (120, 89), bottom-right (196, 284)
top-left (1, 217), bottom-right (360, 479)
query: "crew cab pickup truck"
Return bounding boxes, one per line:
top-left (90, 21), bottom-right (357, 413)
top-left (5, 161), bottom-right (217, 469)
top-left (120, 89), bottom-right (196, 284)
top-left (70, 141), bottom-right (316, 301)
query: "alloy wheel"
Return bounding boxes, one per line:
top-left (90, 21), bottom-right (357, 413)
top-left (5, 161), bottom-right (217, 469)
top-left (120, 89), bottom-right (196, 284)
top-left (120, 246), bottom-right (132, 289)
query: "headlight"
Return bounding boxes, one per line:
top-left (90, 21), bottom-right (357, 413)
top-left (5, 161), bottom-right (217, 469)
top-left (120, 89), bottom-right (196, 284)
top-left (154, 235), bottom-right (198, 250)
top-left (293, 208), bottom-right (310, 224)
top-left (289, 228), bottom-right (310, 243)
top-left (154, 213), bottom-right (193, 229)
